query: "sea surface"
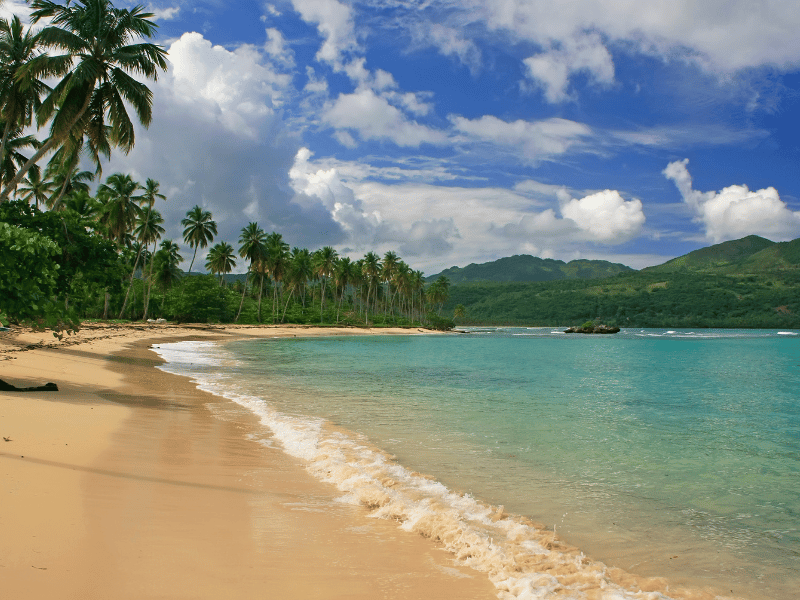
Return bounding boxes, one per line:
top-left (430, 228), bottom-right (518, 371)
top-left (153, 328), bottom-right (800, 600)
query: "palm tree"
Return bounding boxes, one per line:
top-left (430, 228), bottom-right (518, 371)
top-left (236, 222), bottom-right (266, 321)
top-left (0, 123), bottom-right (40, 193)
top-left (314, 246), bottom-right (338, 323)
top-left (381, 251), bottom-right (399, 316)
top-left (152, 239), bottom-right (182, 311)
top-left (16, 165), bottom-right (55, 209)
top-left (0, 0), bottom-right (169, 203)
top-left (362, 251), bottom-right (381, 325)
top-left (0, 15), bottom-right (49, 175)
top-left (45, 153), bottom-right (94, 210)
top-left (181, 205), bottom-right (217, 276)
top-left (265, 232), bottom-right (289, 323)
top-left (97, 173), bottom-right (142, 246)
top-left (62, 188), bottom-right (100, 221)
top-left (134, 208), bottom-right (165, 320)
top-left (334, 256), bottom-right (355, 323)
top-left (205, 241), bottom-right (236, 286)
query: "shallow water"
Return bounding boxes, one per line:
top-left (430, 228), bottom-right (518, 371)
top-left (153, 328), bottom-right (800, 600)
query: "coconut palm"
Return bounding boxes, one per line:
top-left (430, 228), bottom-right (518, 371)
top-left (334, 256), bottom-right (355, 323)
top-left (381, 251), bottom-right (399, 316)
top-left (362, 251), bottom-right (381, 325)
top-left (205, 241), bottom-right (236, 286)
top-left (0, 0), bottom-right (169, 202)
top-left (314, 246), bottom-right (338, 323)
top-left (264, 232), bottom-right (289, 322)
top-left (0, 15), bottom-right (49, 175)
top-left (97, 172), bottom-right (142, 246)
top-left (235, 222), bottom-right (266, 321)
top-left (152, 240), bottom-right (182, 311)
top-left (181, 205), bottom-right (217, 276)
top-left (62, 188), bottom-right (100, 221)
top-left (16, 165), bottom-right (55, 209)
top-left (133, 208), bottom-right (165, 320)
top-left (0, 123), bottom-right (40, 193)
top-left (44, 139), bottom-right (95, 209)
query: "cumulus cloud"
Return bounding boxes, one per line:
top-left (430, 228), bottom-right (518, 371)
top-left (150, 6), bottom-right (180, 21)
top-left (323, 88), bottom-right (447, 147)
top-left (664, 159), bottom-right (800, 242)
top-left (99, 32), bottom-right (350, 268)
top-left (166, 32), bottom-right (291, 138)
top-left (560, 190), bottom-right (645, 243)
top-left (523, 33), bottom-right (615, 103)
top-left (474, 0), bottom-right (800, 73)
top-left (450, 115), bottom-right (593, 163)
top-left (290, 0), bottom-right (358, 66)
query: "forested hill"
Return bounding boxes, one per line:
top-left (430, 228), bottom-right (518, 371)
top-left (442, 235), bottom-right (800, 328)
top-left (427, 255), bottom-right (634, 283)
top-left (642, 235), bottom-right (776, 273)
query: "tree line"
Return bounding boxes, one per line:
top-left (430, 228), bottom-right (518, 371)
top-left (0, 1), bottom-right (452, 333)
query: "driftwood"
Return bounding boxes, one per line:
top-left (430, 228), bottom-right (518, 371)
top-left (0, 378), bottom-right (58, 392)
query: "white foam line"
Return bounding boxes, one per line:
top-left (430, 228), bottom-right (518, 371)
top-left (151, 340), bottom-right (700, 600)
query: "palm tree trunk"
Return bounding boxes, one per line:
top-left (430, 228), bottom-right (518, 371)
top-left (257, 273), bottom-right (264, 323)
top-left (142, 240), bottom-right (157, 321)
top-left (235, 272), bottom-right (249, 322)
top-left (1, 93), bottom-right (93, 203)
top-left (118, 244), bottom-right (145, 318)
top-left (281, 287), bottom-right (295, 323)
top-left (103, 290), bottom-right (110, 320)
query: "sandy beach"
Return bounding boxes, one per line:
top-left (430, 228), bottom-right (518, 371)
top-left (1, 323), bottom-right (494, 599)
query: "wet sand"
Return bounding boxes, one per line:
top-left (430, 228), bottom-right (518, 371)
top-left (1, 324), bottom-right (494, 599)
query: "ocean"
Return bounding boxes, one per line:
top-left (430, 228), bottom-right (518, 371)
top-left (153, 328), bottom-right (800, 600)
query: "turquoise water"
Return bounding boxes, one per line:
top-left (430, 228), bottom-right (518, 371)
top-left (155, 328), bottom-right (800, 600)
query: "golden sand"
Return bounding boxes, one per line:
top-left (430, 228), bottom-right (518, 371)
top-left (1, 323), bottom-right (494, 599)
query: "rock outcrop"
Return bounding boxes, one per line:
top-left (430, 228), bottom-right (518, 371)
top-left (563, 324), bottom-right (620, 334)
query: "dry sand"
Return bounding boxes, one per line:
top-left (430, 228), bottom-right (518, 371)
top-left (1, 323), bottom-right (494, 599)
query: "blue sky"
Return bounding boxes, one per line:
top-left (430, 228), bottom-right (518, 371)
top-left (5, 0), bottom-right (800, 273)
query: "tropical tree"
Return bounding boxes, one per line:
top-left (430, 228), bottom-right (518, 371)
top-left (152, 239), bottom-right (182, 291)
top-left (133, 208), bottom-right (164, 319)
top-left (0, 0), bottom-right (169, 203)
top-left (62, 188), bottom-right (100, 221)
top-left (362, 251), bottom-right (381, 325)
top-left (334, 256), bottom-right (355, 323)
top-left (235, 222), bottom-right (266, 321)
top-left (46, 157), bottom-right (94, 210)
top-left (0, 15), bottom-right (49, 175)
top-left (381, 251), bottom-right (399, 315)
top-left (181, 205), bottom-right (217, 276)
top-left (314, 246), bottom-right (338, 322)
top-left (0, 123), bottom-right (40, 193)
top-left (16, 166), bottom-right (55, 209)
top-left (97, 173), bottom-right (142, 245)
top-left (265, 232), bottom-right (289, 322)
top-left (205, 241), bottom-right (236, 286)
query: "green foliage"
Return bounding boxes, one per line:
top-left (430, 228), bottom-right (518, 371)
top-left (0, 220), bottom-right (78, 333)
top-left (161, 274), bottom-right (236, 323)
top-left (424, 312), bottom-right (455, 331)
top-left (443, 270), bottom-right (800, 328)
top-left (428, 254), bottom-right (633, 284)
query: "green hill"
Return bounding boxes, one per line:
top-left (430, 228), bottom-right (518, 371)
top-left (439, 235), bottom-right (800, 328)
top-left (428, 255), bottom-right (634, 283)
top-left (739, 238), bottom-right (800, 272)
top-left (643, 235), bottom-right (775, 273)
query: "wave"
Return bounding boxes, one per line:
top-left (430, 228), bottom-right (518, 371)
top-left (153, 340), bottom-right (729, 600)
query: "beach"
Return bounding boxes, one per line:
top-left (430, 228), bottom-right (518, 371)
top-left (1, 323), bottom-right (494, 599)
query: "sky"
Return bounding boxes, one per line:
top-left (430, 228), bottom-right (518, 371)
top-left (4, 0), bottom-right (800, 273)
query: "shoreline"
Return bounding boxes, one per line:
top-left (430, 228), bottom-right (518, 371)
top-left (1, 323), bottom-right (493, 599)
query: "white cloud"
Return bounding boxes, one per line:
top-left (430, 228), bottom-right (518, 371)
top-left (290, 0), bottom-right (357, 66)
top-left (450, 115), bottom-right (593, 163)
top-left (664, 158), bottom-right (800, 242)
top-left (323, 88), bottom-right (447, 147)
top-left (166, 32), bottom-right (291, 138)
top-left (560, 190), bottom-right (645, 243)
top-left (475, 0), bottom-right (800, 73)
top-left (423, 23), bottom-right (482, 74)
top-left (264, 27), bottom-right (295, 67)
top-left (523, 33), bottom-right (614, 103)
top-left (150, 6), bottom-right (180, 21)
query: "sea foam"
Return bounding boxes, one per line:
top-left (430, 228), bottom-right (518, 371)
top-left (152, 340), bottom-right (723, 600)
